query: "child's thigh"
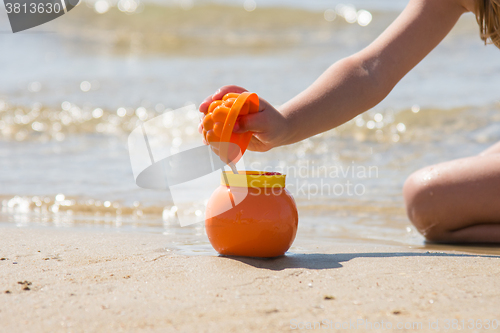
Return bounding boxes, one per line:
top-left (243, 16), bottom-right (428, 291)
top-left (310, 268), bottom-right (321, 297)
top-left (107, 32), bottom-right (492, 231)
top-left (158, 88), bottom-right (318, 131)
top-left (403, 154), bottom-right (500, 237)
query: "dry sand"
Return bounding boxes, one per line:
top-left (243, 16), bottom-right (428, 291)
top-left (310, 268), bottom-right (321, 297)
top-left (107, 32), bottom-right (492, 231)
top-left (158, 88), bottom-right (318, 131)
top-left (1, 225), bottom-right (500, 333)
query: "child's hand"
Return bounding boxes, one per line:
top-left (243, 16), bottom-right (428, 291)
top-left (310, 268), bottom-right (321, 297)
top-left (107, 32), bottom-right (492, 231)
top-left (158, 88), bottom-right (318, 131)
top-left (198, 85), bottom-right (289, 152)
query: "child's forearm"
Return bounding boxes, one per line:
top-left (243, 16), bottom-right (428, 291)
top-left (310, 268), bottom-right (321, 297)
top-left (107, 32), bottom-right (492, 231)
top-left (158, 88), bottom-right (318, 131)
top-left (277, 0), bottom-right (467, 147)
top-left (278, 54), bottom-right (388, 145)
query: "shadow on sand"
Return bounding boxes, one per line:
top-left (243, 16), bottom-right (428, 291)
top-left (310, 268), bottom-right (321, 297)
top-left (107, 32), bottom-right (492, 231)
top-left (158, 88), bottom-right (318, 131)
top-left (221, 251), bottom-right (500, 271)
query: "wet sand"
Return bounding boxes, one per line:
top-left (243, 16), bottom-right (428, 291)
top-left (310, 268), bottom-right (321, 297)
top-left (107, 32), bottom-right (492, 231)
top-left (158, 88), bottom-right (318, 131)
top-left (1, 226), bottom-right (499, 332)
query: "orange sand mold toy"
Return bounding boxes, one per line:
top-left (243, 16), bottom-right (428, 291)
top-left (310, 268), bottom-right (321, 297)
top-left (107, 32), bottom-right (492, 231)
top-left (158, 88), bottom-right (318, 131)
top-left (205, 171), bottom-right (299, 258)
top-left (203, 92), bottom-right (259, 163)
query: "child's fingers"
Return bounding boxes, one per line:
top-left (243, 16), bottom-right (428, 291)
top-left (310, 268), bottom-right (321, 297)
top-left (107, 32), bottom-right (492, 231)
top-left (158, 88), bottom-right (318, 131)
top-left (232, 97), bottom-right (273, 133)
top-left (233, 112), bottom-right (268, 134)
top-left (212, 85), bottom-right (248, 101)
top-left (199, 101), bottom-right (210, 114)
top-left (199, 86), bottom-right (248, 114)
top-left (199, 96), bottom-right (214, 114)
top-left (257, 96), bottom-right (271, 112)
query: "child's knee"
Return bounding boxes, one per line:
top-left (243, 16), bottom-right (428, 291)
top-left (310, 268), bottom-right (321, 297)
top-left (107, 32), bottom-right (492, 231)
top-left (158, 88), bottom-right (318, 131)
top-left (403, 168), bottom-right (449, 242)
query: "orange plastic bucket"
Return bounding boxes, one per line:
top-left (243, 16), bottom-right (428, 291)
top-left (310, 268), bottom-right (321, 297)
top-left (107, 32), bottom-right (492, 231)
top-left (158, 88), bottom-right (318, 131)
top-left (205, 171), bottom-right (298, 258)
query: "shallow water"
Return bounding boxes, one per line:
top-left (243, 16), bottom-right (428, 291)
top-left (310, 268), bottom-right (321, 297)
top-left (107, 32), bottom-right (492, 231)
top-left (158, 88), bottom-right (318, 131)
top-left (1, 1), bottom-right (500, 254)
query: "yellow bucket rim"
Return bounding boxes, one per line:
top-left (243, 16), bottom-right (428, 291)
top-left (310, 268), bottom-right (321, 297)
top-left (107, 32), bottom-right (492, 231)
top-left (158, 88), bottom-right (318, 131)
top-left (221, 171), bottom-right (286, 188)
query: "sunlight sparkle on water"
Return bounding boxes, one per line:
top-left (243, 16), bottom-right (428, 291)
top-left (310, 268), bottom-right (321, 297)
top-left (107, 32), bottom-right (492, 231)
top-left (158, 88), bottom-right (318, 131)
top-left (92, 108), bottom-right (104, 119)
top-left (31, 122), bottom-right (45, 132)
top-left (117, 107), bottom-right (127, 117)
top-left (336, 4), bottom-right (357, 24)
top-left (94, 0), bottom-right (110, 14)
top-left (80, 81), bottom-right (91, 92)
top-left (324, 9), bottom-right (337, 22)
top-left (61, 101), bottom-right (71, 111)
top-left (28, 82), bottom-right (42, 93)
top-left (118, 0), bottom-right (138, 13)
top-left (334, 4), bottom-right (372, 26)
top-left (355, 116), bottom-right (365, 127)
top-left (357, 10), bottom-right (372, 27)
top-left (244, 0), bottom-right (256, 12)
top-left (135, 107), bottom-right (148, 121)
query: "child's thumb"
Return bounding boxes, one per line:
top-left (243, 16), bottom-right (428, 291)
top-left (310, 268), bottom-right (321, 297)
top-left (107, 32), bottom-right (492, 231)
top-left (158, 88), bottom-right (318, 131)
top-left (233, 113), bottom-right (266, 134)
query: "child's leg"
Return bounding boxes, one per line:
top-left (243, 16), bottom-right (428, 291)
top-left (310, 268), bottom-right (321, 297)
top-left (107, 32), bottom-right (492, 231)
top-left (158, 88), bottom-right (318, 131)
top-left (479, 141), bottom-right (500, 156)
top-left (403, 142), bottom-right (500, 244)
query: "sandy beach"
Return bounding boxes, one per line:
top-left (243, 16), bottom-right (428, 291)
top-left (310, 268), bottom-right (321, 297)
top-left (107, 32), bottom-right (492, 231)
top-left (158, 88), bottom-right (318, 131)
top-left (1, 226), bottom-right (499, 332)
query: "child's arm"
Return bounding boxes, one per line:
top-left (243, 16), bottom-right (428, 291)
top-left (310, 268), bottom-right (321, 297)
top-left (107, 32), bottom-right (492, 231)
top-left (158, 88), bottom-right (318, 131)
top-left (199, 0), bottom-right (471, 151)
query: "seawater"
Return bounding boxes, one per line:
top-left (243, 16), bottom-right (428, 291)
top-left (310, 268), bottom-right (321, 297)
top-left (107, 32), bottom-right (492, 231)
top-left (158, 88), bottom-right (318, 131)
top-left (0, 1), bottom-right (499, 253)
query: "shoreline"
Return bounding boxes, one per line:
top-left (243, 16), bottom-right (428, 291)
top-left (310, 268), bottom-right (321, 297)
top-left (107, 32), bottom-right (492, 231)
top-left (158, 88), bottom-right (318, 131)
top-left (1, 225), bottom-right (500, 332)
